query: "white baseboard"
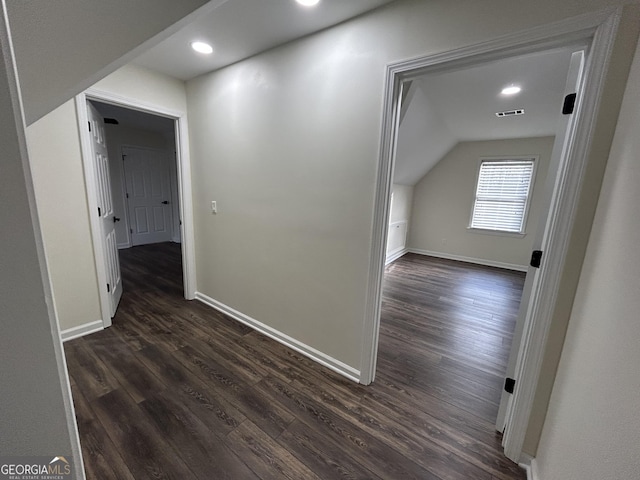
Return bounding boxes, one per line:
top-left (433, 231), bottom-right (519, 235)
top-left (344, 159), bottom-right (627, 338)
top-left (385, 247), bottom-right (408, 265)
top-left (408, 248), bottom-right (528, 272)
top-left (61, 320), bottom-right (104, 342)
top-left (519, 454), bottom-right (535, 480)
top-left (194, 292), bottom-right (361, 383)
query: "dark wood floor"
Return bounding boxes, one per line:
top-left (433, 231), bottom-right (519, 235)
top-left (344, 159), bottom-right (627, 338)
top-left (64, 245), bottom-right (526, 480)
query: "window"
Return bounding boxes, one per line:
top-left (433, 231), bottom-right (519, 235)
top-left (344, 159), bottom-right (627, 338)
top-left (469, 157), bottom-right (536, 234)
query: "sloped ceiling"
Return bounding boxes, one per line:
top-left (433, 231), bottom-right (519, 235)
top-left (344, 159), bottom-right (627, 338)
top-left (7, 0), bottom-right (222, 124)
top-left (394, 45), bottom-right (580, 186)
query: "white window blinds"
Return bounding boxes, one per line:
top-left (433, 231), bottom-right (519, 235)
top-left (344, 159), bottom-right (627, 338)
top-left (470, 158), bottom-right (535, 233)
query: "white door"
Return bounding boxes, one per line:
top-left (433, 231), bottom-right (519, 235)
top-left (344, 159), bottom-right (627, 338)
top-left (122, 146), bottom-right (173, 246)
top-left (88, 102), bottom-right (123, 317)
top-left (495, 50), bottom-right (586, 433)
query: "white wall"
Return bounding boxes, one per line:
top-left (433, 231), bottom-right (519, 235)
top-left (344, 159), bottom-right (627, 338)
top-left (389, 184), bottom-right (414, 224)
top-left (27, 101), bottom-right (102, 331)
top-left (26, 65), bottom-right (187, 333)
top-left (0, 5), bottom-right (77, 469)
top-left (6, 0), bottom-right (209, 124)
top-left (394, 85), bottom-right (457, 185)
top-left (532, 36), bottom-right (640, 480)
top-left (409, 137), bottom-right (554, 269)
top-left (185, 0), bottom-right (638, 372)
top-left (386, 184), bottom-right (413, 260)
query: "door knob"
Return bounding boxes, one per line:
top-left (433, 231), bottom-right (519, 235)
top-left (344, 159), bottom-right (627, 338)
top-left (162, 201), bottom-right (169, 204)
top-left (113, 217), bottom-right (121, 223)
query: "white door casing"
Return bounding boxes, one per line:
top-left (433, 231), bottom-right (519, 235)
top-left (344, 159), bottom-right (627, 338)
top-left (122, 146), bottom-right (173, 246)
top-left (495, 49), bottom-right (586, 434)
top-left (76, 87), bottom-right (198, 325)
top-left (361, 8), bottom-right (621, 465)
top-left (87, 102), bottom-right (123, 317)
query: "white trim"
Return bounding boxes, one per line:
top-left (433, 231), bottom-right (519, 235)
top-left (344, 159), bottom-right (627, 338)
top-left (362, 6), bottom-right (622, 464)
top-left (385, 220), bottom-right (408, 265)
top-left (408, 248), bottom-right (528, 272)
top-left (503, 9), bottom-right (620, 462)
top-left (195, 292), bottom-right (361, 383)
top-left (385, 247), bottom-right (408, 265)
top-left (466, 227), bottom-right (526, 239)
top-left (75, 97), bottom-right (112, 327)
top-left (519, 454), bottom-right (534, 480)
top-left (61, 320), bottom-right (104, 342)
top-left (529, 457), bottom-right (541, 480)
top-left (0, 3), bottom-right (85, 478)
top-left (76, 88), bottom-right (198, 330)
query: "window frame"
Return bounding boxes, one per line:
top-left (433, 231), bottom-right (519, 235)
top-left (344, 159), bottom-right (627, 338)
top-left (468, 155), bottom-right (538, 237)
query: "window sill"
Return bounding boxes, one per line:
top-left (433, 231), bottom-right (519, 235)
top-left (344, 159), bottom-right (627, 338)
top-left (467, 227), bottom-right (526, 238)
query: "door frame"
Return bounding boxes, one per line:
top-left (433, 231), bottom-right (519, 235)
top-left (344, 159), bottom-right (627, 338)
top-left (75, 88), bottom-right (197, 327)
top-left (360, 7), bottom-right (621, 463)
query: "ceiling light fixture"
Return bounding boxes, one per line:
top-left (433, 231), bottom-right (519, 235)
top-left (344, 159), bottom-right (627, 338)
top-left (191, 41), bottom-right (213, 55)
top-left (296, 0), bottom-right (320, 7)
top-left (501, 85), bottom-right (522, 96)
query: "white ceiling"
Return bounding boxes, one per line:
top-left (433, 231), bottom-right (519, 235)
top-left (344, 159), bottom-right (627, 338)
top-left (134, 0), bottom-right (396, 81)
top-left (393, 45), bottom-right (583, 185)
top-left (417, 46), bottom-right (579, 141)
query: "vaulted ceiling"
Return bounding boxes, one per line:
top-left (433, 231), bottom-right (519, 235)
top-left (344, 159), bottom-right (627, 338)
top-left (393, 45), bottom-right (581, 185)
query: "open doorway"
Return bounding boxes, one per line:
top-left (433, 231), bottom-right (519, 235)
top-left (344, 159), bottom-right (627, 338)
top-left (76, 90), bottom-right (197, 329)
top-left (364, 11), bottom-right (619, 464)
top-left (93, 101), bottom-right (183, 314)
top-left (377, 43), bottom-right (581, 459)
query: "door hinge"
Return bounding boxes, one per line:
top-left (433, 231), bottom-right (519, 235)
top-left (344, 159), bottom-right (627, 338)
top-left (562, 93), bottom-right (577, 115)
top-left (97, 207), bottom-right (101, 217)
top-left (106, 283), bottom-right (110, 293)
top-left (122, 154), bottom-right (127, 161)
top-left (530, 250), bottom-right (543, 268)
top-left (126, 193), bottom-right (129, 198)
top-left (130, 228), bottom-right (133, 234)
top-left (88, 121), bottom-right (91, 132)
top-left (504, 377), bottom-right (516, 394)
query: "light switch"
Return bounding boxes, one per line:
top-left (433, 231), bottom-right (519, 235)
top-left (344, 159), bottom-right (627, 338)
top-left (211, 201), bottom-right (217, 214)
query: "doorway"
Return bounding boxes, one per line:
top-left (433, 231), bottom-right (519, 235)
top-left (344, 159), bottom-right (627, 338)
top-left (363, 11), bottom-right (620, 464)
top-left (76, 89), bottom-right (197, 328)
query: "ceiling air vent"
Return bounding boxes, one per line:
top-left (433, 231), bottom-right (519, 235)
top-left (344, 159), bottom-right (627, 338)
top-left (496, 108), bottom-right (525, 117)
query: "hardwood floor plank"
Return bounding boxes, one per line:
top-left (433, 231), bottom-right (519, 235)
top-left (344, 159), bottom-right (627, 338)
top-left (135, 344), bottom-right (247, 436)
top-left (70, 384), bottom-right (135, 480)
top-left (64, 244), bottom-right (526, 480)
top-left (226, 420), bottom-right (323, 480)
top-left (91, 389), bottom-right (195, 479)
top-left (172, 344), bottom-right (295, 439)
top-left (82, 328), bottom-right (165, 403)
top-left (138, 391), bottom-right (260, 480)
top-left (257, 375), bottom-right (441, 480)
top-left (277, 419), bottom-right (382, 480)
top-left (289, 377), bottom-right (494, 480)
top-left (64, 339), bottom-right (119, 400)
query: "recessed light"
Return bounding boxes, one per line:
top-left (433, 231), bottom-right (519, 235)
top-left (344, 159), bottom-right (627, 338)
top-left (191, 41), bottom-right (213, 55)
top-left (501, 85), bottom-right (522, 96)
top-left (296, 0), bottom-right (320, 7)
